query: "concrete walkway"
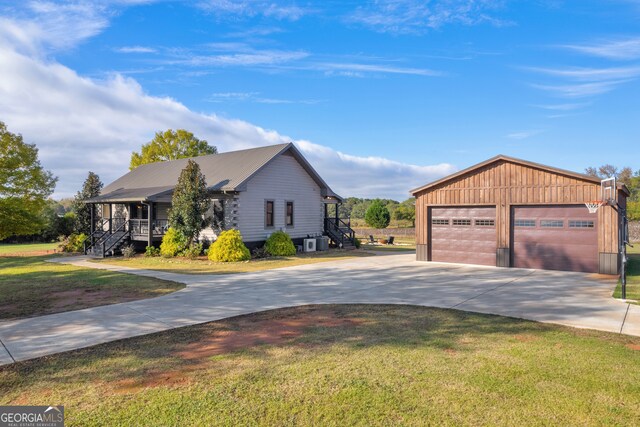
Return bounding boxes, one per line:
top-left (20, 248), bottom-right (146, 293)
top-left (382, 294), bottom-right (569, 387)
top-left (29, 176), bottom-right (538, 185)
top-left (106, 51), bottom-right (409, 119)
top-left (0, 254), bottom-right (637, 365)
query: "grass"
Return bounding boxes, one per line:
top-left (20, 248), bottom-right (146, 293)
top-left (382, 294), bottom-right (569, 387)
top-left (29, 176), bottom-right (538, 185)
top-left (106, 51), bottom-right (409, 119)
top-left (92, 250), bottom-right (371, 275)
top-left (0, 242), bottom-right (59, 255)
top-left (613, 244), bottom-right (640, 302)
top-left (0, 255), bottom-right (184, 320)
top-left (1, 304), bottom-right (639, 425)
top-left (360, 236), bottom-right (416, 252)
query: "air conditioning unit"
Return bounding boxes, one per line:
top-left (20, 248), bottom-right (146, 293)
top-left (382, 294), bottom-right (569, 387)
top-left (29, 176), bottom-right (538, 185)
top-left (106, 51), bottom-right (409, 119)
top-left (303, 238), bottom-right (317, 252)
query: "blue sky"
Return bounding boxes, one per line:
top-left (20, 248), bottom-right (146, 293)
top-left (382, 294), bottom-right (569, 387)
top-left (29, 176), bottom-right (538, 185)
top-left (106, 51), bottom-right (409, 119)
top-left (0, 1), bottom-right (639, 200)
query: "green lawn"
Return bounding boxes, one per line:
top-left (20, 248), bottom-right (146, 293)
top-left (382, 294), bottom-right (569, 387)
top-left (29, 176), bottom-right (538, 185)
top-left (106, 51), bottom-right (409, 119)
top-left (1, 305), bottom-right (639, 425)
top-left (0, 256), bottom-right (184, 320)
top-left (0, 242), bottom-right (59, 255)
top-left (613, 244), bottom-right (640, 302)
top-left (92, 250), bottom-right (371, 275)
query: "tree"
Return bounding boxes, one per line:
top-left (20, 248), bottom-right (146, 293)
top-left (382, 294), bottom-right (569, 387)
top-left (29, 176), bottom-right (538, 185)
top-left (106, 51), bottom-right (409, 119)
top-left (72, 172), bottom-right (103, 234)
top-left (365, 199), bottom-right (391, 229)
top-left (0, 121), bottom-right (57, 240)
top-left (394, 198), bottom-right (416, 226)
top-left (168, 159), bottom-right (211, 246)
top-left (130, 129), bottom-right (217, 170)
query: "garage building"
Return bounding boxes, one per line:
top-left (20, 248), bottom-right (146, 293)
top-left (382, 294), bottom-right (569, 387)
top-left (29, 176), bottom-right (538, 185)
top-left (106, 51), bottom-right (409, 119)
top-left (411, 155), bottom-right (629, 274)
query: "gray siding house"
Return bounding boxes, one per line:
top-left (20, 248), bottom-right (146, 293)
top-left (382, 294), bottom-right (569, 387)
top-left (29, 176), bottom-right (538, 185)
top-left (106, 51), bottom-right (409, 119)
top-left (85, 143), bottom-right (354, 256)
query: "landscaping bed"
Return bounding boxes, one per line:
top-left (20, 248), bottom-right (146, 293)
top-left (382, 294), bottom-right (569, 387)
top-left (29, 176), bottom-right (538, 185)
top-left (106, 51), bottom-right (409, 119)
top-left (1, 305), bottom-right (639, 425)
top-left (91, 249), bottom-right (371, 275)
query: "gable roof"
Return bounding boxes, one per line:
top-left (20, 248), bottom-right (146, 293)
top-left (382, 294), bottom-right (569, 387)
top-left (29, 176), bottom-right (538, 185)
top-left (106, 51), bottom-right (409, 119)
top-left (410, 154), bottom-right (604, 196)
top-left (89, 143), bottom-right (341, 203)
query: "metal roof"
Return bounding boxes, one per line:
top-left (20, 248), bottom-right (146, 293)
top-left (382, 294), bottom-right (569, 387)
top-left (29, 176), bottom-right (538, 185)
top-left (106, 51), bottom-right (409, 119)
top-left (89, 143), bottom-right (342, 203)
top-left (410, 154), bottom-right (606, 196)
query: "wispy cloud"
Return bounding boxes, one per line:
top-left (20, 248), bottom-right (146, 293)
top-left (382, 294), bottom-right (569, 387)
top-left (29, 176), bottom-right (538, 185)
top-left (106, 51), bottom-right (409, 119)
top-left (531, 102), bottom-right (591, 111)
top-left (318, 62), bottom-right (443, 77)
top-left (348, 0), bottom-right (512, 34)
top-left (561, 36), bottom-right (640, 60)
top-left (196, 0), bottom-right (309, 21)
top-left (207, 91), bottom-right (321, 104)
top-left (530, 80), bottom-right (633, 98)
top-left (115, 45), bottom-right (157, 53)
top-left (506, 130), bottom-right (544, 140)
top-left (523, 65), bottom-right (640, 81)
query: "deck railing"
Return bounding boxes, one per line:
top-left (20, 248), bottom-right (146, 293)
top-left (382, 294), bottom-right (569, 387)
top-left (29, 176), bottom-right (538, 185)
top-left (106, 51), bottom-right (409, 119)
top-left (129, 219), bottom-right (169, 236)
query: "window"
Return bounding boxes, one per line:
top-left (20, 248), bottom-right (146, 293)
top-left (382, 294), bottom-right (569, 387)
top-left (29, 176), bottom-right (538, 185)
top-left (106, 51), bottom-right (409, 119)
top-left (540, 220), bottom-right (563, 228)
top-left (452, 219), bottom-right (471, 226)
top-left (432, 219), bottom-right (449, 226)
top-left (265, 200), bottom-right (274, 227)
top-left (286, 201), bottom-right (294, 226)
top-left (514, 219), bottom-right (535, 227)
top-left (569, 220), bottom-right (594, 228)
top-left (475, 219), bottom-right (495, 227)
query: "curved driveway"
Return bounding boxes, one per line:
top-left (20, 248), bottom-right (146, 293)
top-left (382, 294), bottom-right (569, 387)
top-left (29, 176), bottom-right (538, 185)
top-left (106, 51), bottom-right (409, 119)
top-left (0, 253), bottom-right (637, 365)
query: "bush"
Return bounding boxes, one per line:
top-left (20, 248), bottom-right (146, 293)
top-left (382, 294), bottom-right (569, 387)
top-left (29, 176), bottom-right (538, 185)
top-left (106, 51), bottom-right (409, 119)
top-left (264, 231), bottom-right (296, 256)
top-left (122, 244), bottom-right (136, 258)
top-left (58, 233), bottom-right (87, 253)
top-left (251, 246), bottom-right (270, 259)
top-left (145, 245), bottom-right (160, 257)
top-left (182, 243), bottom-right (203, 259)
top-left (160, 227), bottom-right (187, 257)
top-left (354, 237), bottom-right (361, 249)
top-left (208, 230), bottom-right (250, 262)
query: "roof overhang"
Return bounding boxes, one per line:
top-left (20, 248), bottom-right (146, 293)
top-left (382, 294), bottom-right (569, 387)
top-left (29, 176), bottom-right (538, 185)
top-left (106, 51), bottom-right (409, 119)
top-left (410, 154), bottom-right (603, 196)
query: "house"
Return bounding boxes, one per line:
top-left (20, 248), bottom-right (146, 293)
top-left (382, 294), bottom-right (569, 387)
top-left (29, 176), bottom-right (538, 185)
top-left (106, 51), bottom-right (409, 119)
top-left (84, 143), bottom-right (354, 256)
top-left (411, 155), bottom-right (629, 274)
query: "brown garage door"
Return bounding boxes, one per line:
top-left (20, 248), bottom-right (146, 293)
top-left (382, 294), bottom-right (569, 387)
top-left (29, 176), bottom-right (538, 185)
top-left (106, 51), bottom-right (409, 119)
top-left (430, 207), bottom-right (496, 266)
top-left (512, 205), bottom-right (597, 272)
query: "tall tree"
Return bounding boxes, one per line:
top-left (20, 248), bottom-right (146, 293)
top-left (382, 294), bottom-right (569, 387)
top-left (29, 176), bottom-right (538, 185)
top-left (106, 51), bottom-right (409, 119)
top-left (0, 121), bottom-right (57, 240)
top-left (168, 160), bottom-right (211, 246)
top-left (72, 172), bottom-right (103, 234)
top-left (365, 199), bottom-right (391, 229)
top-left (130, 129), bottom-right (217, 170)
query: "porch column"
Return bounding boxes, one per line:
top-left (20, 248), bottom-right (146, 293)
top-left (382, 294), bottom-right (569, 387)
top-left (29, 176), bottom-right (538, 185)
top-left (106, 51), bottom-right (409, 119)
top-left (324, 203), bottom-right (328, 219)
top-left (147, 202), bottom-right (154, 247)
top-left (335, 203), bottom-right (339, 222)
top-left (109, 203), bottom-right (113, 234)
top-left (90, 204), bottom-right (95, 245)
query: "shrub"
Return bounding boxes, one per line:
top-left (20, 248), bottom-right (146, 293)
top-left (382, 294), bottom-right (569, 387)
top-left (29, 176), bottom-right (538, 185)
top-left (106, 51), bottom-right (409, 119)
top-left (251, 246), bottom-right (270, 259)
top-left (122, 244), bottom-right (136, 258)
top-left (365, 199), bottom-right (391, 229)
top-left (208, 230), bottom-right (250, 262)
top-left (182, 243), bottom-right (203, 259)
top-left (160, 227), bottom-right (187, 257)
top-left (354, 237), bottom-right (361, 249)
top-left (145, 245), bottom-right (160, 257)
top-left (264, 231), bottom-right (296, 256)
top-left (58, 233), bottom-right (87, 253)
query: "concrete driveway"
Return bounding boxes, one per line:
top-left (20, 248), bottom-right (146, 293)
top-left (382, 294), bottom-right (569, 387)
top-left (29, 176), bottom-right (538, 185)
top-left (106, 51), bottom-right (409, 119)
top-left (0, 253), bottom-right (637, 365)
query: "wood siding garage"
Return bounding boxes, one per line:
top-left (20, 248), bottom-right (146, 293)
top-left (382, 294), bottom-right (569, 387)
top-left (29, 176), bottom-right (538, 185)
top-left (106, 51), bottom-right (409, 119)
top-left (431, 207), bottom-right (496, 266)
top-left (411, 155), bottom-right (629, 274)
top-left (512, 206), bottom-right (597, 272)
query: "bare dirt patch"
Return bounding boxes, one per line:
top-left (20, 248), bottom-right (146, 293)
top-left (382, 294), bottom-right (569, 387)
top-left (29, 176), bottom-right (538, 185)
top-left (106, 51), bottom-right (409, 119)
top-left (112, 308), bottom-right (363, 393)
top-left (626, 343), bottom-right (640, 351)
top-left (515, 334), bottom-right (538, 343)
top-left (50, 289), bottom-right (142, 310)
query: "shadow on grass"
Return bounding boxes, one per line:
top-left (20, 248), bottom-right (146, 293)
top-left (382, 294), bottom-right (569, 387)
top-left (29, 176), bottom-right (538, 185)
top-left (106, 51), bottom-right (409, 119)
top-left (0, 304), bottom-right (595, 393)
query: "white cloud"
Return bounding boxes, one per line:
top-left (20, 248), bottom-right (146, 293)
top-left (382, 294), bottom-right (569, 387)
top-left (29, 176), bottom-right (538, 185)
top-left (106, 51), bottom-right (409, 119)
top-left (531, 102), bottom-right (590, 111)
top-left (196, 0), bottom-right (309, 21)
top-left (506, 130), bottom-right (543, 140)
top-left (348, 0), bottom-right (511, 34)
top-left (530, 80), bottom-right (633, 98)
top-left (523, 65), bottom-right (640, 81)
top-left (317, 62), bottom-right (443, 77)
top-left (561, 36), bottom-right (640, 60)
top-left (115, 45), bottom-right (157, 53)
top-left (0, 42), bottom-right (453, 200)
